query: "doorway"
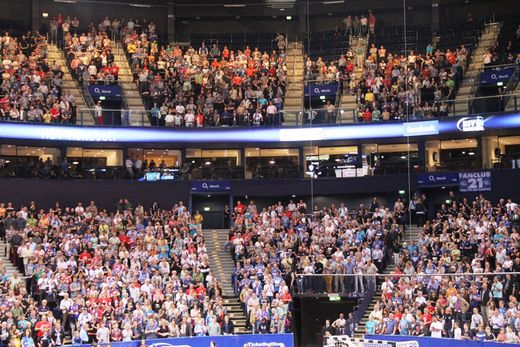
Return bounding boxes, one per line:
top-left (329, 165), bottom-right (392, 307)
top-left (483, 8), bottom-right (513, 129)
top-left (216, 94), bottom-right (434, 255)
top-left (190, 194), bottom-right (230, 229)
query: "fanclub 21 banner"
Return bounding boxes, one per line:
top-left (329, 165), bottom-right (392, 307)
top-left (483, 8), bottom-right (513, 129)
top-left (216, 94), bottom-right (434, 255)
top-left (458, 170), bottom-right (492, 192)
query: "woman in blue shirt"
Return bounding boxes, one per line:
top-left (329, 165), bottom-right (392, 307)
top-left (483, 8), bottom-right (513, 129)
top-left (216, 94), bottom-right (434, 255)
top-left (21, 330), bottom-right (35, 347)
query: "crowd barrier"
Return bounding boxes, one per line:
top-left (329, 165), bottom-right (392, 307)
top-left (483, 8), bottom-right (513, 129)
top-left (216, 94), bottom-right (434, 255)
top-left (365, 334), bottom-right (519, 347)
top-left (66, 334), bottom-right (294, 347)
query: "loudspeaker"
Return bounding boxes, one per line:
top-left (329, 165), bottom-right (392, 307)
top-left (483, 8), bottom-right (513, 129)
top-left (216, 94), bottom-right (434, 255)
top-left (494, 148), bottom-right (501, 157)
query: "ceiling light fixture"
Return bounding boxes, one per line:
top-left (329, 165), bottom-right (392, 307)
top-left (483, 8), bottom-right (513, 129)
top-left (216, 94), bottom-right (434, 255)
top-left (129, 3), bottom-right (151, 8)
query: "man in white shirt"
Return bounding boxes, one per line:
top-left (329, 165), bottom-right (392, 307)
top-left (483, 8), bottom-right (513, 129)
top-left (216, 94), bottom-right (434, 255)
top-left (453, 321), bottom-right (462, 339)
top-left (266, 101), bottom-right (278, 124)
top-left (184, 111), bottom-right (195, 127)
top-left (173, 113), bottom-right (183, 127)
top-left (125, 157), bottom-right (134, 178)
top-left (74, 203), bottom-right (84, 215)
top-left (164, 112), bottom-right (175, 127)
top-left (429, 316), bottom-right (443, 338)
top-left (96, 324), bottom-right (110, 343)
top-left (134, 156), bottom-right (143, 176)
top-left (470, 307), bottom-right (483, 330)
top-left (175, 104), bottom-right (185, 117)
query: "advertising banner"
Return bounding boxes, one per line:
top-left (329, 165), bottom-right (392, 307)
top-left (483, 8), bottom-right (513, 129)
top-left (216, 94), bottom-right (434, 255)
top-left (66, 334), bottom-right (294, 347)
top-left (304, 83), bottom-right (339, 97)
top-left (191, 180), bottom-right (231, 192)
top-left (480, 66), bottom-right (516, 85)
top-left (88, 84), bottom-right (123, 99)
top-left (416, 173), bottom-right (459, 187)
top-left (458, 170), bottom-right (492, 192)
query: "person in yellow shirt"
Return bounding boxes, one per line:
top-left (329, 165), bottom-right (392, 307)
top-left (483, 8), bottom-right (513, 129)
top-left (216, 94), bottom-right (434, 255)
top-left (43, 111), bottom-right (52, 123)
top-left (127, 42), bottom-right (136, 55)
top-left (365, 90), bottom-right (375, 103)
top-left (194, 210), bottom-right (204, 231)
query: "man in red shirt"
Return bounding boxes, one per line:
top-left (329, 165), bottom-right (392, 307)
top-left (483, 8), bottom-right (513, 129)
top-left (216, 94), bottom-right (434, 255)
top-left (235, 201), bottom-right (246, 215)
top-left (35, 315), bottom-right (52, 338)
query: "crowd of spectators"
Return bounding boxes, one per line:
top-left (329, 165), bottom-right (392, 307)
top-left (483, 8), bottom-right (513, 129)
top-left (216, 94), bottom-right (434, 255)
top-left (483, 23), bottom-right (520, 66)
top-left (347, 195), bottom-right (520, 341)
top-left (0, 31), bottom-right (76, 124)
top-left (122, 24), bottom-right (287, 127)
top-left (0, 198), bottom-right (239, 347)
top-left (229, 197), bottom-right (407, 333)
top-left (351, 45), bottom-right (467, 122)
top-left (54, 15), bottom-right (126, 85)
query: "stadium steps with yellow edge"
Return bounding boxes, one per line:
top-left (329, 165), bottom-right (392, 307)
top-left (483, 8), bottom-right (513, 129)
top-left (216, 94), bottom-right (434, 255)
top-left (338, 35), bottom-right (369, 124)
top-left (47, 44), bottom-right (94, 125)
top-left (112, 43), bottom-right (148, 124)
top-left (454, 21), bottom-right (502, 115)
top-left (203, 229), bottom-right (251, 334)
top-left (352, 225), bottom-right (423, 338)
top-left (283, 42), bottom-right (305, 126)
top-left (505, 81), bottom-right (520, 111)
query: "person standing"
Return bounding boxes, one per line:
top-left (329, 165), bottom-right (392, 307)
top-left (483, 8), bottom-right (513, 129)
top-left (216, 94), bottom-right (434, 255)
top-left (94, 101), bottom-right (103, 125)
top-left (222, 315), bottom-right (235, 335)
top-left (325, 100), bottom-right (336, 124)
top-left (368, 11), bottom-right (376, 35)
top-left (415, 198), bottom-right (425, 227)
top-left (134, 156), bottom-right (143, 177)
top-left (343, 15), bottom-right (353, 37)
top-left (223, 205), bottom-right (231, 229)
top-left (125, 157), bottom-right (134, 179)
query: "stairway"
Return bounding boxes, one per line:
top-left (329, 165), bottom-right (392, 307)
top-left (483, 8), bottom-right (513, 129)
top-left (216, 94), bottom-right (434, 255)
top-left (283, 42), bottom-right (305, 126)
top-left (204, 229), bottom-right (249, 334)
top-left (352, 226), bottom-right (422, 337)
top-left (338, 37), bottom-right (368, 123)
top-left (505, 83), bottom-right (520, 111)
top-left (0, 242), bottom-right (26, 282)
top-left (454, 22), bottom-right (502, 115)
top-left (47, 44), bottom-right (93, 125)
top-left (112, 43), bottom-right (147, 125)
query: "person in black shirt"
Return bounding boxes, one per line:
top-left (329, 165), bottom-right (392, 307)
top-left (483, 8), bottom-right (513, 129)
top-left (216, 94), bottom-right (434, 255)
top-left (223, 205), bottom-right (231, 229)
top-left (415, 198), bottom-right (425, 227)
top-left (314, 255), bottom-right (324, 293)
top-left (39, 331), bottom-right (51, 347)
top-left (222, 315), bottom-right (235, 335)
top-left (369, 197), bottom-right (379, 213)
top-left (321, 320), bottom-right (334, 337)
top-left (258, 317), bottom-right (270, 334)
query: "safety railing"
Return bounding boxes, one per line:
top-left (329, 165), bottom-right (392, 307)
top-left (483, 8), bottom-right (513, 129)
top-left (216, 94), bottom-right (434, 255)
top-left (2, 94), bottom-right (517, 128)
top-left (296, 271), bottom-right (520, 296)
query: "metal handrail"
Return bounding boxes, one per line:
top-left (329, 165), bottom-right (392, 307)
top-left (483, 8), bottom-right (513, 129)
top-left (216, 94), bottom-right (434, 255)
top-left (72, 92), bottom-right (517, 127)
top-left (468, 22), bottom-right (503, 111)
top-left (56, 45), bottom-right (97, 125)
top-left (502, 66), bottom-right (520, 110)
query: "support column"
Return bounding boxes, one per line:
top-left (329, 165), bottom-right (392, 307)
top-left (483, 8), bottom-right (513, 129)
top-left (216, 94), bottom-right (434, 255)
top-left (476, 136), bottom-right (483, 169)
top-left (167, 1), bottom-right (176, 44)
top-left (32, 0), bottom-right (40, 33)
top-left (299, 147), bottom-right (305, 178)
top-left (418, 141), bottom-right (426, 172)
top-left (297, 1), bottom-right (306, 43)
top-left (239, 148), bottom-right (246, 179)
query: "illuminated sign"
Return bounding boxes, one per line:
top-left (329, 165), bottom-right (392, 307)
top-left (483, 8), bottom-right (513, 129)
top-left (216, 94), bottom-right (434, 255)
top-left (0, 113), bottom-right (519, 144)
top-left (403, 120), bottom-right (439, 136)
top-left (456, 116), bottom-right (485, 132)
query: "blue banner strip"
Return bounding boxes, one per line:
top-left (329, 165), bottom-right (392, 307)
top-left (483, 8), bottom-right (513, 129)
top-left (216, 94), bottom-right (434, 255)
top-left (65, 334), bottom-right (294, 347)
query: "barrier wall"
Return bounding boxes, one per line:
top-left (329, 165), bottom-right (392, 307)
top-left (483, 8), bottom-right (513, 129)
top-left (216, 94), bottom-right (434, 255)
top-left (365, 334), bottom-right (519, 347)
top-left (67, 334), bottom-right (294, 347)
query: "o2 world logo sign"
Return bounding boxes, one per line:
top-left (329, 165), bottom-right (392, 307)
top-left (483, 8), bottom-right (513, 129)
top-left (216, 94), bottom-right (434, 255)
top-left (456, 116), bottom-right (486, 132)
